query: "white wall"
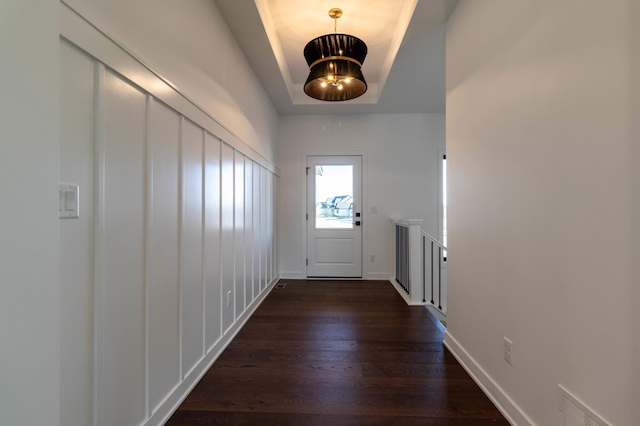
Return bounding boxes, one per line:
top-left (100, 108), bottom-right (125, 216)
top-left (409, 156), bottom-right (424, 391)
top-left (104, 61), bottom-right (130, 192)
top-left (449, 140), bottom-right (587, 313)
top-left (0, 1), bottom-right (60, 425)
top-left (446, 1), bottom-right (639, 425)
top-left (59, 2), bottom-right (279, 425)
top-left (632, 1), bottom-right (640, 420)
top-left (63, 0), bottom-right (279, 166)
top-left (278, 114), bottom-right (444, 279)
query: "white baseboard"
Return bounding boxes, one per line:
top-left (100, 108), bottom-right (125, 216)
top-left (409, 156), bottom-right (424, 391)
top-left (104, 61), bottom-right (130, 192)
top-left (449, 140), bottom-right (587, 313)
top-left (365, 272), bottom-right (390, 280)
top-left (425, 304), bottom-right (446, 323)
top-left (443, 332), bottom-right (534, 426)
top-left (278, 271), bottom-right (303, 279)
top-left (388, 279), bottom-right (422, 305)
top-left (145, 276), bottom-right (280, 426)
top-left (279, 272), bottom-right (391, 281)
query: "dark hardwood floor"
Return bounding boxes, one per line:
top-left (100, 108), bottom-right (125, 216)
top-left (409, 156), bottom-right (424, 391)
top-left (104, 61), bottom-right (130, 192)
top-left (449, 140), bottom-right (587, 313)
top-left (166, 280), bottom-right (509, 425)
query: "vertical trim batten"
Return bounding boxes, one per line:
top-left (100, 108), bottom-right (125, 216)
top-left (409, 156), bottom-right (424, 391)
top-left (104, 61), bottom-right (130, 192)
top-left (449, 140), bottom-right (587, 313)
top-left (92, 61), bottom-right (106, 426)
top-left (144, 94), bottom-right (153, 417)
top-left (217, 138), bottom-right (224, 345)
top-left (200, 129), bottom-right (206, 357)
top-left (231, 147), bottom-right (237, 321)
top-left (178, 115), bottom-right (184, 381)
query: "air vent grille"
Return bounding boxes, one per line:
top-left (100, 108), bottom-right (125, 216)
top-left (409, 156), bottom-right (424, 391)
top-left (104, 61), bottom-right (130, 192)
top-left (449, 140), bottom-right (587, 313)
top-left (559, 385), bottom-right (610, 426)
top-left (563, 397), bottom-right (587, 426)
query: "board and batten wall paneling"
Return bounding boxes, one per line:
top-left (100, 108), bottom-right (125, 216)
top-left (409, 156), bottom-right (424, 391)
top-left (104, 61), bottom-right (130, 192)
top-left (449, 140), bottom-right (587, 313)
top-left (273, 175), bottom-right (278, 282)
top-left (244, 159), bottom-right (254, 302)
top-left (221, 143), bottom-right (236, 331)
top-left (268, 173), bottom-right (277, 289)
top-left (234, 152), bottom-right (246, 318)
top-left (60, 20), bottom-right (279, 423)
top-left (97, 68), bottom-right (147, 426)
top-left (272, 176), bottom-right (277, 280)
top-left (148, 99), bottom-right (181, 414)
top-left (180, 119), bottom-right (205, 377)
top-left (253, 162), bottom-right (262, 297)
top-left (60, 42), bottom-right (95, 426)
top-left (261, 167), bottom-right (268, 291)
top-left (204, 133), bottom-right (222, 351)
top-left (268, 172), bottom-right (274, 281)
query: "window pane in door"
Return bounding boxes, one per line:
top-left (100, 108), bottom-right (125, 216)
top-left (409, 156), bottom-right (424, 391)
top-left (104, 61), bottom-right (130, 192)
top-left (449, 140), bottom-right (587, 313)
top-left (315, 165), bottom-right (353, 229)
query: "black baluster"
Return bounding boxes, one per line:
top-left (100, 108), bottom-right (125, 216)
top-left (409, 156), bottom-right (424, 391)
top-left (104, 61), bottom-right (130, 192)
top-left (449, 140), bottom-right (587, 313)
top-left (395, 225), bottom-right (399, 285)
top-left (430, 241), bottom-right (434, 305)
top-left (438, 246), bottom-right (442, 310)
top-left (405, 227), bottom-right (409, 294)
top-left (422, 235), bottom-right (426, 303)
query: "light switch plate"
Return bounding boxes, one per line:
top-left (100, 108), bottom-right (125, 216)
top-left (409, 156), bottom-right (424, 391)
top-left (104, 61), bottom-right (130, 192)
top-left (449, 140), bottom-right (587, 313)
top-left (59, 183), bottom-right (79, 219)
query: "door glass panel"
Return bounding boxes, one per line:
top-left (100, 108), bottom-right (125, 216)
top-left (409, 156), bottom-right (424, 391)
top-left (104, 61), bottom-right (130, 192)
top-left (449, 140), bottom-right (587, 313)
top-left (315, 165), bottom-right (353, 229)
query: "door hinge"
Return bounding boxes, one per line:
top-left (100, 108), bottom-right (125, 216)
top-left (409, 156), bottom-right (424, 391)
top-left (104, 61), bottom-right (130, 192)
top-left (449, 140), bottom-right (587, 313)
top-left (306, 213), bottom-right (308, 220)
top-left (306, 258), bottom-right (308, 266)
top-left (306, 167), bottom-right (310, 175)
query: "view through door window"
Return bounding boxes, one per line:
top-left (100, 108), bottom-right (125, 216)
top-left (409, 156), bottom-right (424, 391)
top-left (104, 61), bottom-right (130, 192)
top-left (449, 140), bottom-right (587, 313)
top-left (315, 165), bottom-right (353, 229)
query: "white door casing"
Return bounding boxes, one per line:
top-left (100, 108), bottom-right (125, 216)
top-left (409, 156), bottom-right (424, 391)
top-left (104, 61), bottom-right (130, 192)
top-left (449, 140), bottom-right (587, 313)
top-left (306, 155), bottom-right (362, 277)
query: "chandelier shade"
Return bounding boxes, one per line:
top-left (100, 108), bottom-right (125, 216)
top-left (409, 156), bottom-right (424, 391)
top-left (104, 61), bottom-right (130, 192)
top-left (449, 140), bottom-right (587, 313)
top-left (303, 33), bottom-right (368, 101)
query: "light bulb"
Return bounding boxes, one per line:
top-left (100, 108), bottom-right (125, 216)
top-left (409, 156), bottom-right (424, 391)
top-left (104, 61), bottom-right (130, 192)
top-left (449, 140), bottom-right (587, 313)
top-left (327, 75), bottom-right (333, 81)
top-left (320, 82), bottom-right (327, 88)
top-left (337, 84), bottom-right (343, 90)
top-left (344, 77), bottom-right (352, 84)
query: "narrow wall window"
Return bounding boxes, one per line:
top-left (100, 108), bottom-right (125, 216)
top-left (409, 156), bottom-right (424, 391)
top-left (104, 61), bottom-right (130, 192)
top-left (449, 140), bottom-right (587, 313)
top-left (440, 152), bottom-right (447, 261)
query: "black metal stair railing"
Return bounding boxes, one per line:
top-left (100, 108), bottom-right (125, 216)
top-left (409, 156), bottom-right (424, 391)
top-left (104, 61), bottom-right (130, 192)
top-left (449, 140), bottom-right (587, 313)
top-left (422, 231), bottom-right (446, 311)
top-left (392, 219), bottom-right (446, 313)
top-left (395, 224), bottom-right (410, 294)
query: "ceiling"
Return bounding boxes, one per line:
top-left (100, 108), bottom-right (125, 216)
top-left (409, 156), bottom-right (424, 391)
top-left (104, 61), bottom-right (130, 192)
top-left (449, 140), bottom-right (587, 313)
top-left (213, 0), bottom-right (458, 115)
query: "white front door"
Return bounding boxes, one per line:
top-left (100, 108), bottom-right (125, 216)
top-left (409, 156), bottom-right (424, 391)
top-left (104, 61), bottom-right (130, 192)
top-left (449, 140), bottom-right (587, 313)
top-left (306, 155), bottom-right (362, 277)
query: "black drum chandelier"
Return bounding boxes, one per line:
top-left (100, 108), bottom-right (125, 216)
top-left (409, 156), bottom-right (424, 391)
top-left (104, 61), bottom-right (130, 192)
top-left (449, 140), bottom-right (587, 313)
top-left (303, 8), bottom-right (368, 101)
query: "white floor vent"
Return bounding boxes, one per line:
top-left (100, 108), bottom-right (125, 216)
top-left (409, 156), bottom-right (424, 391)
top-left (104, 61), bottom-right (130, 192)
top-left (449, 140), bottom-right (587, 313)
top-left (559, 385), bottom-right (610, 426)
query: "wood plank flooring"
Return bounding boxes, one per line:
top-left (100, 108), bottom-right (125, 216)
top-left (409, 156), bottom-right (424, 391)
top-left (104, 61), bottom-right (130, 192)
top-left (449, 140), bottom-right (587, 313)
top-left (166, 280), bottom-right (509, 425)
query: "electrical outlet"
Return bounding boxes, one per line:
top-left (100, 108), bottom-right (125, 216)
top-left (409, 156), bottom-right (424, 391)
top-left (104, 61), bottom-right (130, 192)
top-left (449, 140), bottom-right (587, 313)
top-left (503, 337), bottom-right (513, 365)
top-left (227, 290), bottom-right (232, 307)
top-left (370, 254), bottom-right (375, 262)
